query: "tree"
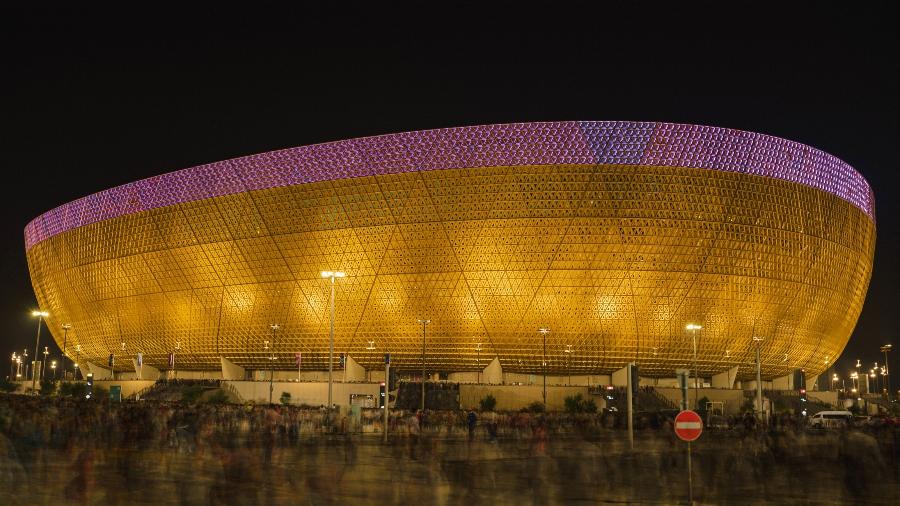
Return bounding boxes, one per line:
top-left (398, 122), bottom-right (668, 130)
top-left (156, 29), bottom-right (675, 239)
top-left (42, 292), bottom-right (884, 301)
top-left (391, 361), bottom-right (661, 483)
top-left (280, 391), bottom-right (292, 406)
top-left (479, 394), bottom-right (497, 411)
top-left (564, 394), bottom-right (599, 413)
top-left (524, 401), bottom-right (545, 413)
top-left (181, 385), bottom-right (204, 404)
top-left (58, 382), bottom-right (89, 398)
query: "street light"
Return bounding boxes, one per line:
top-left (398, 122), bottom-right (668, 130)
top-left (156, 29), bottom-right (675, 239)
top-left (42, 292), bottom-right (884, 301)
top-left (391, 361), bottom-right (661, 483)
top-left (564, 344), bottom-right (573, 385)
top-left (42, 346), bottom-right (49, 381)
top-left (51, 360), bottom-right (57, 380)
top-left (881, 344), bottom-right (892, 402)
top-left (476, 342), bottom-right (483, 383)
top-left (752, 336), bottom-right (764, 421)
top-left (61, 324), bottom-right (72, 380)
top-left (22, 350), bottom-right (29, 383)
top-left (31, 310), bottom-right (48, 394)
top-left (10, 352), bottom-right (17, 380)
top-left (75, 344), bottom-right (82, 380)
top-left (321, 270), bottom-right (345, 410)
top-left (269, 324), bottom-right (280, 405)
top-left (417, 319), bottom-right (430, 412)
top-left (539, 328), bottom-right (550, 407)
top-left (686, 324), bottom-right (702, 408)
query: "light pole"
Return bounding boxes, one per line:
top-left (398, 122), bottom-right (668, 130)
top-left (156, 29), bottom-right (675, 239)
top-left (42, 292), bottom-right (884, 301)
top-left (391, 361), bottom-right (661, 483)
top-left (686, 324), bottom-right (702, 408)
top-left (42, 346), bottom-right (49, 381)
top-left (10, 353), bottom-right (17, 380)
top-left (881, 344), bottom-right (892, 402)
top-left (51, 360), bottom-right (57, 380)
top-left (539, 328), bottom-right (550, 407)
top-left (269, 324), bottom-right (280, 405)
top-left (22, 350), bottom-right (29, 383)
top-left (564, 345), bottom-right (573, 385)
top-left (753, 336), bottom-right (764, 421)
top-left (61, 324), bottom-right (71, 380)
top-left (321, 271), bottom-right (345, 410)
top-left (832, 373), bottom-right (838, 392)
top-left (75, 344), bottom-right (81, 380)
top-left (15, 355), bottom-right (22, 379)
top-left (417, 319), bottom-right (430, 412)
top-left (31, 310), bottom-right (48, 394)
top-left (476, 342), bottom-right (482, 384)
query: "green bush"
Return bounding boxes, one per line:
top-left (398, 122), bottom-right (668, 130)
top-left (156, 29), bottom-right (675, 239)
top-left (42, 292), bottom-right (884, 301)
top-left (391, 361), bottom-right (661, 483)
top-left (92, 384), bottom-right (108, 400)
top-left (524, 401), bottom-right (546, 413)
top-left (40, 379), bottom-right (57, 396)
top-left (181, 385), bottom-right (205, 404)
top-left (205, 390), bottom-right (230, 405)
top-left (564, 394), bottom-right (598, 413)
top-left (58, 382), bottom-right (89, 398)
top-left (280, 391), bottom-right (292, 406)
top-left (479, 394), bottom-right (497, 411)
top-left (0, 378), bottom-right (19, 393)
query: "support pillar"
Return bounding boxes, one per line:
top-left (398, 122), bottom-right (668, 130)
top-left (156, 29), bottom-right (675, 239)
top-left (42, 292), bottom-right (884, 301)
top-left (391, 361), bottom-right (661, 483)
top-left (132, 359), bottom-right (161, 381)
top-left (711, 366), bottom-right (739, 389)
top-left (482, 357), bottom-right (503, 384)
top-left (220, 357), bottom-right (246, 381)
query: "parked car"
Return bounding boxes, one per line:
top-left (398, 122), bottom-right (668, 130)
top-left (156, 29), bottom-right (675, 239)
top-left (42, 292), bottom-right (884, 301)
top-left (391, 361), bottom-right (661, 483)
top-left (807, 410), bottom-right (852, 429)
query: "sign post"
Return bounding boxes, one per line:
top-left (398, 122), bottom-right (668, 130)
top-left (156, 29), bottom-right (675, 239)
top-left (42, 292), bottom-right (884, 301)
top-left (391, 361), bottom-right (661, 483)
top-left (674, 409), bottom-right (703, 504)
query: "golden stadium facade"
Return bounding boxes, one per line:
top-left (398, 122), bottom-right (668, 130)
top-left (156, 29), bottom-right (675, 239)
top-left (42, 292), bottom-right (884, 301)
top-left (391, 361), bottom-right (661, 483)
top-left (25, 122), bottom-right (875, 380)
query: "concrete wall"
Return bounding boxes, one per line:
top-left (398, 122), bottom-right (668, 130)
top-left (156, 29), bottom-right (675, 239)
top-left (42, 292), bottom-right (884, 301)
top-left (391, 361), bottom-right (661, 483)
top-left (94, 380), bottom-right (156, 399)
top-left (223, 380), bottom-right (380, 407)
top-left (459, 384), bottom-right (596, 411)
top-left (809, 391), bottom-right (838, 407)
top-left (653, 387), bottom-right (745, 416)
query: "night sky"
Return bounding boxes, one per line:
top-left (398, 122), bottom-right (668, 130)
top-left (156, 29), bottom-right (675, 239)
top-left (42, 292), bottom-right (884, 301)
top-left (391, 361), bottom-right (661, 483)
top-left (2, 5), bottom-right (896, 381)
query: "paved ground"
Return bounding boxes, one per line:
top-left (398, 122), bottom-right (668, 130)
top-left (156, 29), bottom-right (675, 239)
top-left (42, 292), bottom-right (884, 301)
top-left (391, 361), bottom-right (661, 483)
top-left (1, 430), bottom-right (898, 505)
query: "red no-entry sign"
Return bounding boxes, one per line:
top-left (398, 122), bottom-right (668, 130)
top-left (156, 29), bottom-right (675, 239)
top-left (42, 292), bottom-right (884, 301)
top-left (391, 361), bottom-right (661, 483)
top-left (674, 410), bottom-right (703, 441)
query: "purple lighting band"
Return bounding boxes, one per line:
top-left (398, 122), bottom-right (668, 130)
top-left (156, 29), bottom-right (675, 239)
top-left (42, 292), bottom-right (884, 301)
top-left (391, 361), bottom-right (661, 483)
top-left (24, 121), bottom-right (875, 250)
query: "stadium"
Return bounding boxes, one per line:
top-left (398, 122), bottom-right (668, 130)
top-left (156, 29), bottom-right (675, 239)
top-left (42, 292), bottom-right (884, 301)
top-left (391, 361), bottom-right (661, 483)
top-left (24, 121), bottom-right (875, 387)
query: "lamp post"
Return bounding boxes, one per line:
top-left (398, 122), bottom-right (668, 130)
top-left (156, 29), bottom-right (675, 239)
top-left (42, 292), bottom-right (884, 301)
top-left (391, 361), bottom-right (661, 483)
top-left (75, 344), bottom-right (81, 381)
top-left (31, 310), bottom-right (48, 394)
top-left (686, 324), bottom-right (702, 408)
top-left (417, 319), bottom-right (430, 412)
top-left (42, 346), bottom-right (49, 381)
top-left (15, 355), bottom-right (22, 379)
top-left (61, 324), bottom-right (71, 380)
top-left (269, 324), bottom-right (280, 405)
top-left (881, 344), bottom-right (892, 402)
top-left (321, 271), bottom-right (345, 410)
top-left (564, 345), bottom-right (573, 385)
top-left (753, 336), bottom-right (764, 421)
top-left (23, 349), bottom-right (29, 383)
top-left (10, 353), bottom-right (16, 380)
top-left (51, 360), bottom-right (57, 380)
top-left (539, 328), bottom-right (550, 407)
top-left (476, 342), bottom-right (482, 384)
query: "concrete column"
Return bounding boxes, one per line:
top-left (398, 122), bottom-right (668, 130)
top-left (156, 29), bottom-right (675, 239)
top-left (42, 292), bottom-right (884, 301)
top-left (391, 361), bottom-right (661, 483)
top-left (132, 359), bottom-right (161, 381)
top-left (86, 362), bottom-right (113, 379)
top-left (483, 357), bottom-right (503, 384)
top-left (612, 365), bottom-right (629, 386)
top-left (220, 357), bottom-right (245, 381)
top-left (773, 373), bottom-right (792, 390)
top-left (345, 355), bottom-right (366, 382)
top-left (711, 366), bottom-right (739, 389)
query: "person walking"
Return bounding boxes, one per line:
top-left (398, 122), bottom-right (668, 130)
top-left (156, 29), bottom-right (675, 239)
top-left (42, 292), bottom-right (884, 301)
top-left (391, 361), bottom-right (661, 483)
top-left (467, 409), bottom-right (477, 441)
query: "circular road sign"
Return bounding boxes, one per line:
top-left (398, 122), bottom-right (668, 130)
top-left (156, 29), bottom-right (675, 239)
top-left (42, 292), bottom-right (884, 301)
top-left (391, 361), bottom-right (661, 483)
top-left (674, 410), bottom-right (703, 441)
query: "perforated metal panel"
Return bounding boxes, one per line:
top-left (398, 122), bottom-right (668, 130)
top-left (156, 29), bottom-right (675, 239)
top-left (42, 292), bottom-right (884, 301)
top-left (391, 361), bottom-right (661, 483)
top-left (25, 122), bottom-right (875, 380)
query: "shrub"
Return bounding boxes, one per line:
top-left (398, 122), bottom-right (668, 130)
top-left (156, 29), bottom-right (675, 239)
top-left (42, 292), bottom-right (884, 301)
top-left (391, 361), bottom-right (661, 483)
top-left (58, 382), bottom-right (89, 398)
top-left (280, 391), bottom-right (292, 406)
top-left (205, 390), bottom-right (230, 405)
top-left (0, 378), bottom-right (19, 393)
top-left (181, 385), bottom-right (205, 404)
top-left (479, 394), bottom-right (497, 411)
top-left (40, 379), bottom-right (57, 396)
top-left (525, 401), bottom-right (546, 413)
top-left (564, 394), bottom-right (598, 413)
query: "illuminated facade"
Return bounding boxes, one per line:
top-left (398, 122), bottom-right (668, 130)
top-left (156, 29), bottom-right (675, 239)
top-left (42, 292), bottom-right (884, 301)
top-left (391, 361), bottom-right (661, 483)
top-left (25, 122), bottom-right (875, 379)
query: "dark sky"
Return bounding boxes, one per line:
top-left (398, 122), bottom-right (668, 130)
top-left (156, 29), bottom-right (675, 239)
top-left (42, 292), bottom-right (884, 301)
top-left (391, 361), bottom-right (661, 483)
top-left (2, 4), bottom-right (897, 381)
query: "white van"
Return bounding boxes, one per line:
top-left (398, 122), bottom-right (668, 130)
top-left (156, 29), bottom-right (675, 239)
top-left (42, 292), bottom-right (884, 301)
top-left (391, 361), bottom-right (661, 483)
top-left (808, 410), bottom-right (852, 429)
